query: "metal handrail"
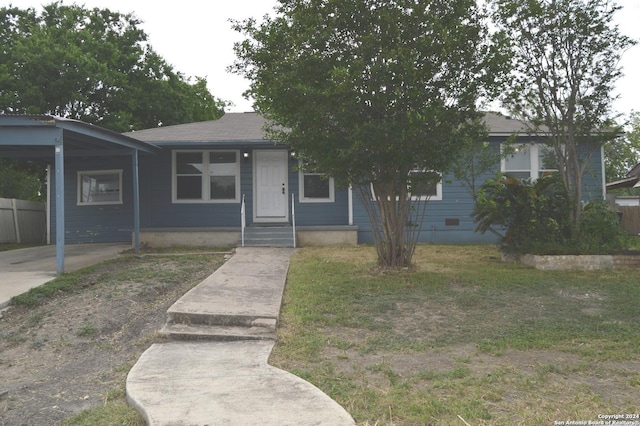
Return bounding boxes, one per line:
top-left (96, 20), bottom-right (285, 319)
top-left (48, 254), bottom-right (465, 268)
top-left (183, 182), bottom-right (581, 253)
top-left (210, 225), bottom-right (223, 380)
top-left (291, 193), bottom-right (296, 248)
top-left (241, 194), bottom-right (246, 247)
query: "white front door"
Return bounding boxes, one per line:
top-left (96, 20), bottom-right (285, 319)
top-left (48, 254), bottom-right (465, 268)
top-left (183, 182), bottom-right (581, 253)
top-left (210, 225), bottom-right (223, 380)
top-left (254, 150), bottom-right (288, 221)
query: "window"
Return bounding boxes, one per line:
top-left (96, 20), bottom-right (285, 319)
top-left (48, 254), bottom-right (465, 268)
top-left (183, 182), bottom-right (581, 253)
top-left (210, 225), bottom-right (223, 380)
top-left (502, 144), bottom-right (558, 180)
top-left (408, 170), bottom-right (442, 201)
top-left (299, 166), bottom-right (335, 202)
top-left (503, 146), bottom-right (532, 179)
top-left (77, 170), bottom-right (123, 205)
top-left (173, 150), bottom-right (240, 202)
top-left (370, 170), bottom-right (443, 201)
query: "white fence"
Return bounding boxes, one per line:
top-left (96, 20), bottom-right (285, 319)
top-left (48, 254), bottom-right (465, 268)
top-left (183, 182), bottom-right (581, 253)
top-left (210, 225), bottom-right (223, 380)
top-left (0, 198), bottom-right (47, 244)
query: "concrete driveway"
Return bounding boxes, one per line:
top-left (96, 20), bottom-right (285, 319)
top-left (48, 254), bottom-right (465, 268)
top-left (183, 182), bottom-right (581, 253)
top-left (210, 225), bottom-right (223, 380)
top-left (0, 243), bottom-right (130, 308)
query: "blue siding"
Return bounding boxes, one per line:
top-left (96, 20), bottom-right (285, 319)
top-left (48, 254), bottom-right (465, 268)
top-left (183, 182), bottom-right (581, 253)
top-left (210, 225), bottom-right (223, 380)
top-left (353, 172), bottom-right (500, 245)
top-left (52, 156), bottom-right (135, 244)
top-left (291, 161), bottom-right (350, 226)
top-left (140, 147), bottom-right (244, 228)
top-left (52, 138), bottom-right (603, 245)
top-left (139, 146), bottom-right (351, 229)
top-left (581, 145), bottom-right (605, 200)
top-left (293, 187), bottom-right (350, 226)
top-left (353, 139), bottom-right (605, 245)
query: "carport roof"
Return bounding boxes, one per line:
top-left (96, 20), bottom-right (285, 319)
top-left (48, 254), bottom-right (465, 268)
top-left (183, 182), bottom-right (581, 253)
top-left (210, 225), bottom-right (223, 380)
top-left (0, 114), bottom-right (159, 159)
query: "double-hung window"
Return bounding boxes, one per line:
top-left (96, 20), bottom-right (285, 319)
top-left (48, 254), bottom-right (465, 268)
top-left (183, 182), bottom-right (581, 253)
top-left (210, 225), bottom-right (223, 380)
top-left (77, 170), bottom-right (123, 205)
top-left (173, 150), bottom-right (240, 203)
top-left (502, 144), bottom-right (558, 180)
top-left (370, 170), bottom-right (443, 201)
top-left (299, 166), bottom-right (335, 203)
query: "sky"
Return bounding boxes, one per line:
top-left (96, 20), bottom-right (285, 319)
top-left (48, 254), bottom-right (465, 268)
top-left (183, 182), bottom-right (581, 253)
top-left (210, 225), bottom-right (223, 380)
top-left (5, 0), bottom-right (640, 119)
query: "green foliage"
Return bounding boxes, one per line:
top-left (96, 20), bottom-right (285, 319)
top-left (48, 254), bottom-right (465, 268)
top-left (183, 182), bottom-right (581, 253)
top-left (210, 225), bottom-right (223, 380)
top-left (0, 158), bottom-right (45, 200)
top-left (605, 111), bottom-right (640, 183)
top-left (473, 174), bottom-right (626, 255)
top-left (231, 0), bottom-right (508, 267)
top-left (491, 0), bottom-right (635, 231)
top-left (578, 200), bottom-right (629, 254)
top-left (0, 3), bottom-right (225, 132)
top-left (451, 131), bottom-right (517, 201)
top-left (474, 174), bottom-right (569, 254)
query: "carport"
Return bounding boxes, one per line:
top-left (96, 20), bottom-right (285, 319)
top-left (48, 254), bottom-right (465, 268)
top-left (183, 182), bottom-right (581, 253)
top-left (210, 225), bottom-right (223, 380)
top-left (0, 115), bottom-right (159, 273)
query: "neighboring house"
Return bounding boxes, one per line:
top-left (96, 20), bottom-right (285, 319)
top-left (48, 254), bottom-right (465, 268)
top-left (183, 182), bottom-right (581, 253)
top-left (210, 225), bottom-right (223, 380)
top-left (0, 112), bottom-right (607, 249)
top-left (607, 162), bottom-right (640, 195)
top-left (606, 162), bottom-right (640, 235)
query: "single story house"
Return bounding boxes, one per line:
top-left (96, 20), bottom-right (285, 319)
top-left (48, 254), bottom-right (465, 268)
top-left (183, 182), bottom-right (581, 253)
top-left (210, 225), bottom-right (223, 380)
top-left (0, 112), bottom-right (606, 256)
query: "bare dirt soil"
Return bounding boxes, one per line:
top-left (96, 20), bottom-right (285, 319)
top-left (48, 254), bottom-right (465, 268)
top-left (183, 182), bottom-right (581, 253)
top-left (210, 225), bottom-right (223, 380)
top-left (0, 253), bottom-right (224, 426)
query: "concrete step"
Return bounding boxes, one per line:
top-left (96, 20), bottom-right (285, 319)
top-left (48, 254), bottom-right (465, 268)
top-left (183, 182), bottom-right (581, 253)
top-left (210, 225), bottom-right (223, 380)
top-left (167, 311), bottom-right (275, 328)
top-left (242, 239), bottom-right (294, 247)
top-left (159, 323), bottom-right (276, 341)
top-left (163, 311), bottom-right (277, 341)
top-left (241, 226), bottom-right (294, 247)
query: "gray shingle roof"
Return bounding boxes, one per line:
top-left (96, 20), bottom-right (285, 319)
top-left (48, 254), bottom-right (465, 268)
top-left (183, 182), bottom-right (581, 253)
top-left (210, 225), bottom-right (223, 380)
top-left (124, 111), bottom-right (534, 144)
top-left (482, 111), bottom-right (533, 134)
top-left (124, 112), bottom-right (269, 144)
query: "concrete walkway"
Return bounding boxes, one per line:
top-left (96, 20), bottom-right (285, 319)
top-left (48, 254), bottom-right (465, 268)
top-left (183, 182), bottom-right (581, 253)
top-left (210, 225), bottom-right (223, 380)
top-left (126, 247), bottom-right (355, 426)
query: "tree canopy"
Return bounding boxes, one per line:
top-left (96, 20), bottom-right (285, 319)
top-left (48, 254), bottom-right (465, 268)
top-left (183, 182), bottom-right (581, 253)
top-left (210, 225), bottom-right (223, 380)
top-left (231, 0), bottom-right (507, 267)
top-left (605, 111), bottom-right (640, 183)
top-left (0, 2), bottom-right (225, 132)
top-left (491, 0), bottom-right (636, 231)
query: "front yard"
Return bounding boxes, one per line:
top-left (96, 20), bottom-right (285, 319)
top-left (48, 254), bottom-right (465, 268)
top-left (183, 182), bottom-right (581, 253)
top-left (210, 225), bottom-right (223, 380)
top-left (271, 245), bottom-right (640, 425)
top-left (1, 244), bottom-right (638, 425)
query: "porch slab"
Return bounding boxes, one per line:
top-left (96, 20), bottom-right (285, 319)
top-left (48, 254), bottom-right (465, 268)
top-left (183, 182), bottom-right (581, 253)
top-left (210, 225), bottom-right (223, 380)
top-left (0, 243), bottom-right (129, 308)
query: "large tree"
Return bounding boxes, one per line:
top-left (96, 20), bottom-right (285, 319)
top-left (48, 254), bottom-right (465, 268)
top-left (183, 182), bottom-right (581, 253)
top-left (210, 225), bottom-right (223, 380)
top-left (231, 0), bottom-right (506, 267)
top-left (0, 3), bottom-right (225, 132)
top-left (604, 111), bottom-right (640, 183)
top-left (491, 0), bottom-right (636, 233)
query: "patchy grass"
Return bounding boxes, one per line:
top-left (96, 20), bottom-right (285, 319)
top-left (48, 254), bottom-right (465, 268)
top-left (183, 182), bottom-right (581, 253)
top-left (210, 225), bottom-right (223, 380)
top-left (61, 385), bottom-right (144, 426)
top-left (121, 245), bottom-right (233, 254)
top-left (1, 252), bottom-right (224, 425)
top-left (271, 245), bottom-right (640, 425)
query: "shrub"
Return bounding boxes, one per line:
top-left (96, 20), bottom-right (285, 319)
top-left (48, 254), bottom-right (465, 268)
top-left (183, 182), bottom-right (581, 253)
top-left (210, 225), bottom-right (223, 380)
top-left (473, 174), bottom-right (626, 255)
top-left (575, 200), bottom-right (627, 254)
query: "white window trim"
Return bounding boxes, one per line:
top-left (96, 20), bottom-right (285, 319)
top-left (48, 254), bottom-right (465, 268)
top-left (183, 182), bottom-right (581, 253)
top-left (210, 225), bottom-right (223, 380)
top-left (172, 150), bottom-right (241, 203)
top-left (370, 170), bottom-right (443, 201)
top-left (77, 169), bottom-right (123, 206)
top-left (298, 166), bottom-right (335, 203)
top-left (501, 143), bottom-right (558, 180)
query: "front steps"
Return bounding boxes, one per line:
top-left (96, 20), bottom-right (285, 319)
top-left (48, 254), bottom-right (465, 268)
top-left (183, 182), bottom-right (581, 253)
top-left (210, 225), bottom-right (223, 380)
top-left (158, 247), bottom-right (294, 342)
top-left (240, 225), bottom-right (295, 247)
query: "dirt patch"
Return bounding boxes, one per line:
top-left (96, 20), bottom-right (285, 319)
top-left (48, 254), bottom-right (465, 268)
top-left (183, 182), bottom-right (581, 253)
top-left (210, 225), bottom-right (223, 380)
top-left (0, 253), bottom-right (224, 425)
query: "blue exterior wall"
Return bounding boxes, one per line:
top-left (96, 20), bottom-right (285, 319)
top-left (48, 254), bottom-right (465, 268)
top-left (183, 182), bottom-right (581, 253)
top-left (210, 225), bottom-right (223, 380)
top-left (580, 144), bottom-right (605, 200)
top-left (138, 146), bottom-right (246, 228)
top-left (51, 155), bottom-right (135, 244)
top-left (290, 163), bottom-right (350, 226)
top-left (352, 139), bottom-right (605, 245)
top-left (138, 145), bottom-right (350, 229)
top-left (54, 138), bottom-right (604, 245)
top-left (352, 172), bottom-right (500, 245)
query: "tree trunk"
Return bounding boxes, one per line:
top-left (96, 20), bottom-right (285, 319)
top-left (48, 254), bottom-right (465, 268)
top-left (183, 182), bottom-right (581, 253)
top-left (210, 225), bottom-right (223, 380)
top-left (357, 182), bottom-right (424, 268)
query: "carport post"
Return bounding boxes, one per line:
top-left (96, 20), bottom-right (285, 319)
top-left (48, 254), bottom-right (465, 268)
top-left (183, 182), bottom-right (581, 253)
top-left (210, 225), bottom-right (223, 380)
top-left (54, 135), bottom-right (65, 274)
top-left (132, 149), bottom-right (140, 253)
